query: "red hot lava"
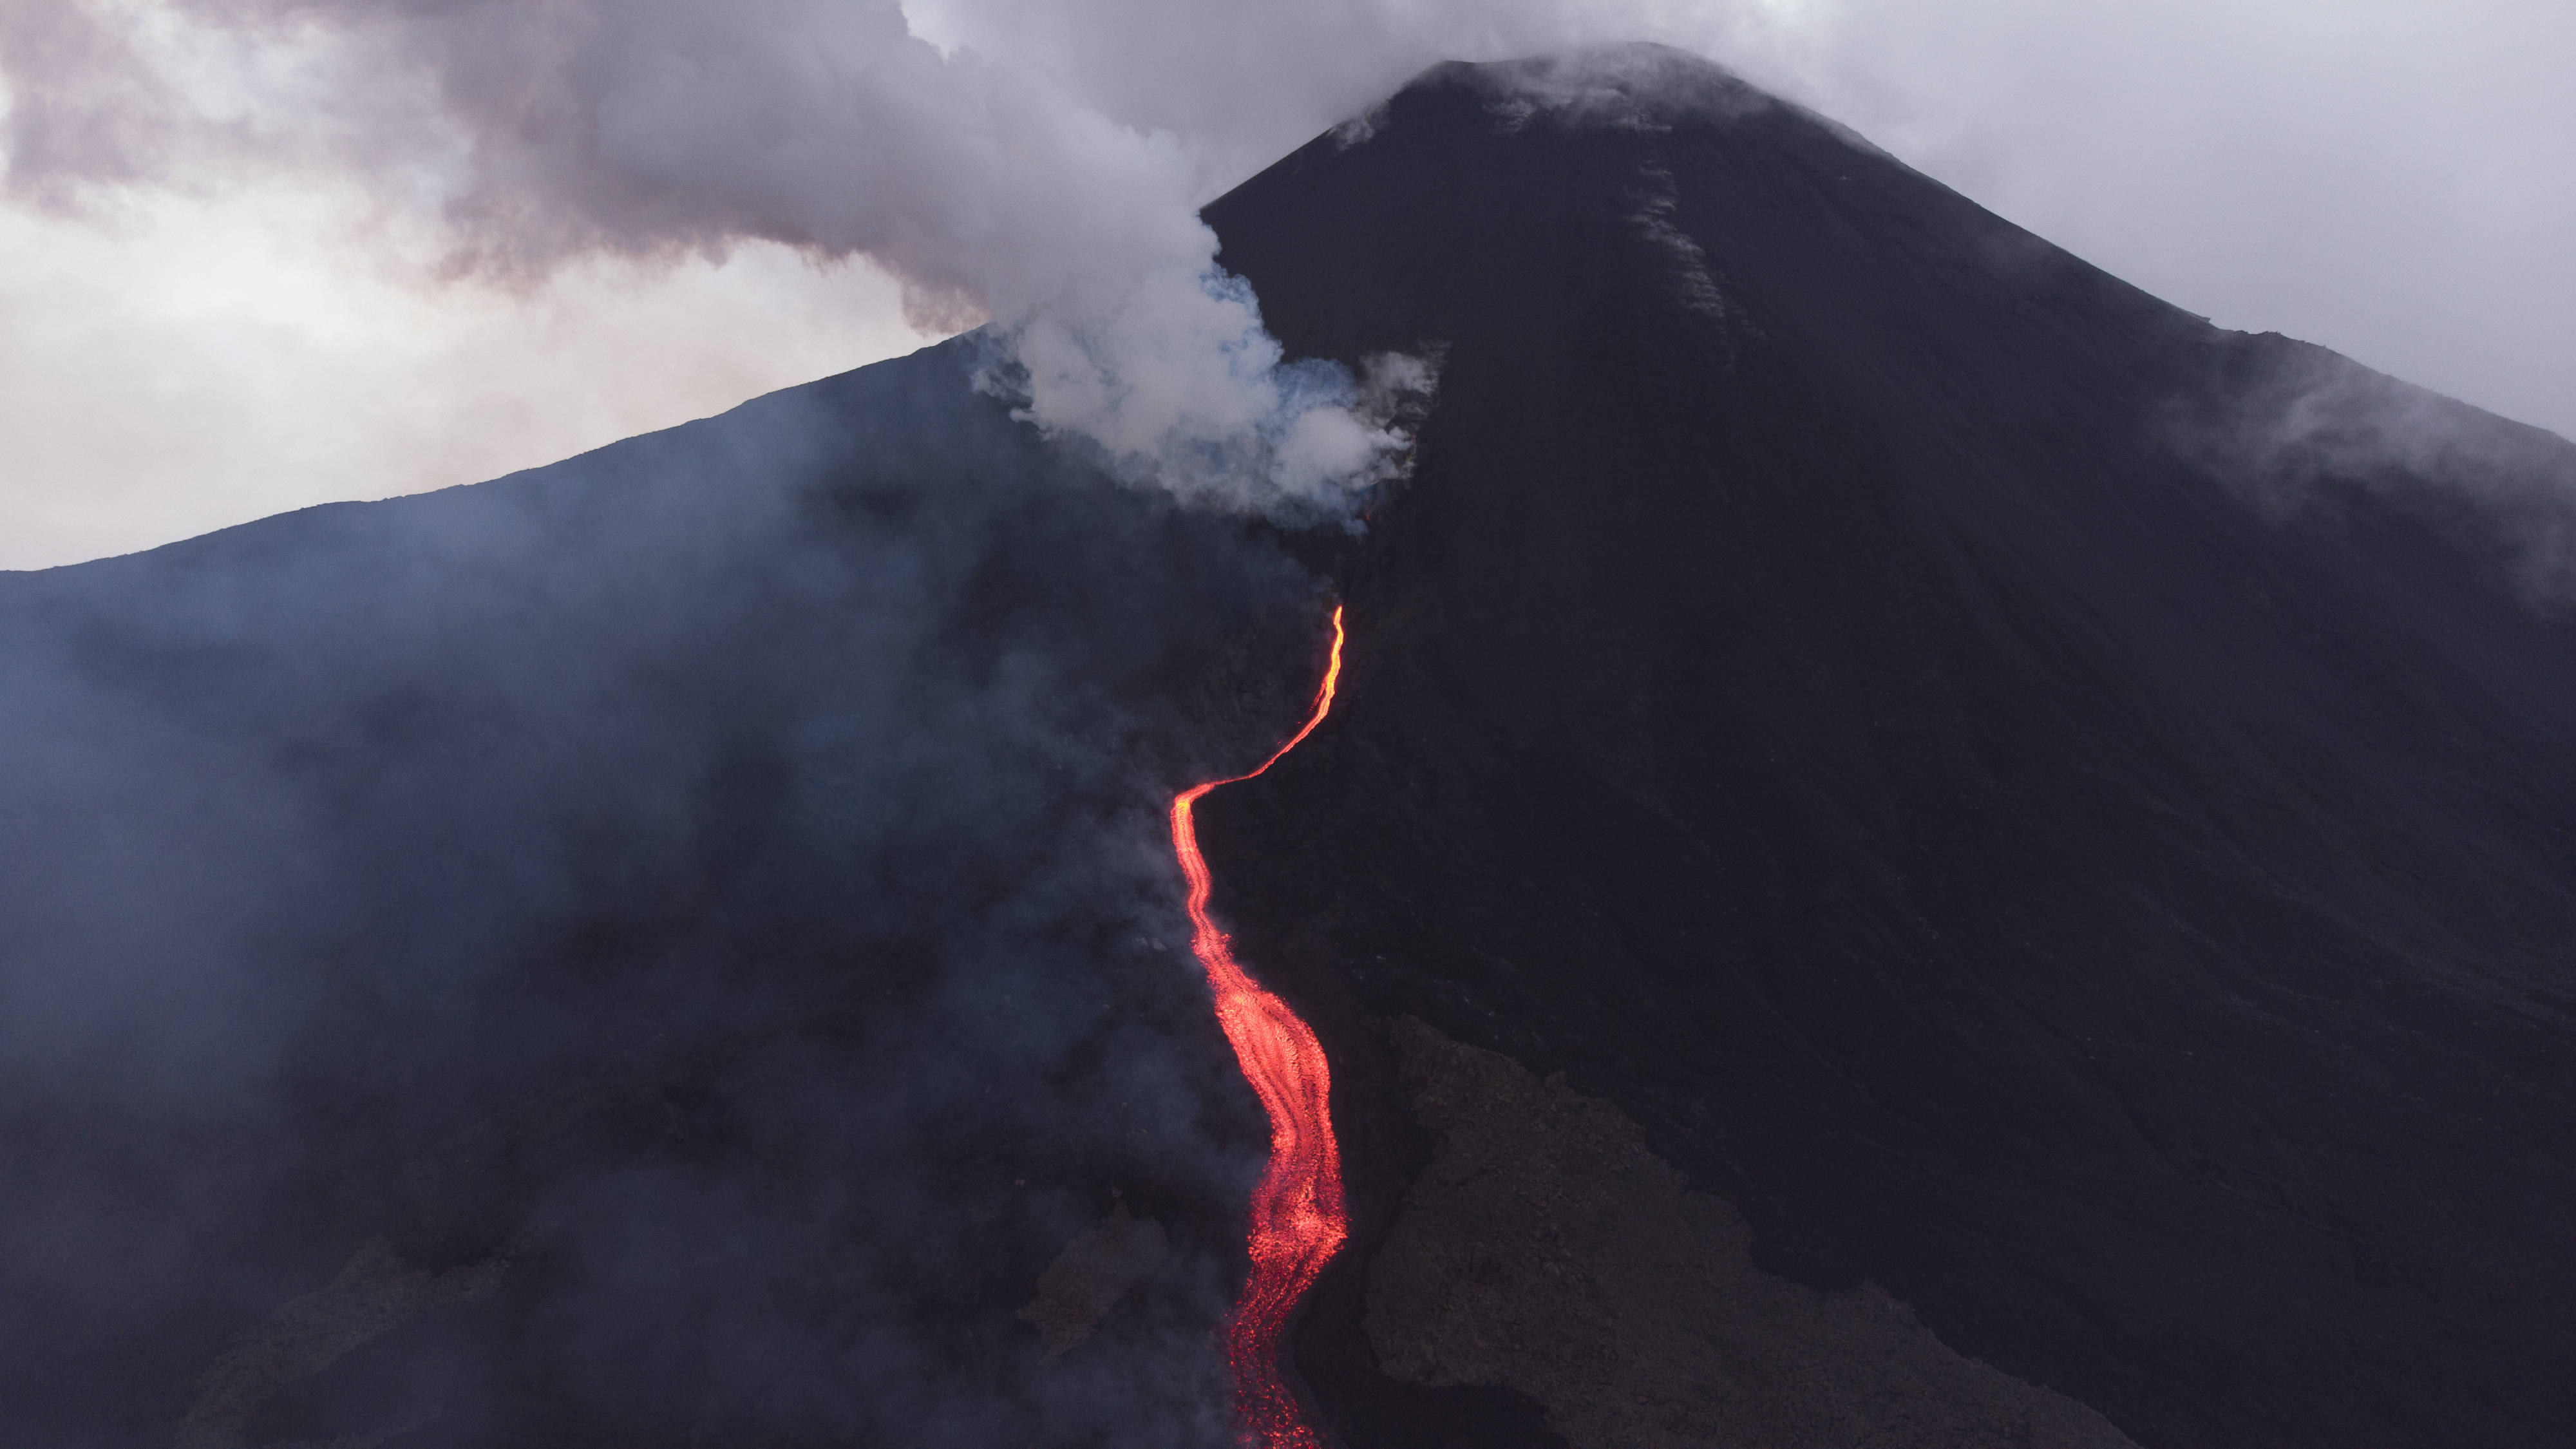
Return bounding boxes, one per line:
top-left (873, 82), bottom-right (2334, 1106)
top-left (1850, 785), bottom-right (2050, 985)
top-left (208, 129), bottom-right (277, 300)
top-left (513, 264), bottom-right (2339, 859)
top-left (1168, 605), bottom-right (1349, 1448)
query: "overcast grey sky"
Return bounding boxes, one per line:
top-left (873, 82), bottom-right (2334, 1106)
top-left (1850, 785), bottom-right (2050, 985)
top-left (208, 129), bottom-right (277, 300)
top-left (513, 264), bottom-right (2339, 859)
top-left (1, 0), bottom-right (2567, 570)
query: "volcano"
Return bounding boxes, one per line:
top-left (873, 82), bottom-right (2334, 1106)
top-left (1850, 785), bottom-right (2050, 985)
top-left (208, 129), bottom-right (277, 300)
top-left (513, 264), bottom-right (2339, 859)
top-left (6, 44), bottom-right (2576, 1449)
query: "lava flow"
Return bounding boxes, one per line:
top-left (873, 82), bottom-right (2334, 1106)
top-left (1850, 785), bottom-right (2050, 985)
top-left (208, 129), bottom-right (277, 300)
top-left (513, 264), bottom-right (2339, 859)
top-left (1169, 605), bottom-right (1349, 1449)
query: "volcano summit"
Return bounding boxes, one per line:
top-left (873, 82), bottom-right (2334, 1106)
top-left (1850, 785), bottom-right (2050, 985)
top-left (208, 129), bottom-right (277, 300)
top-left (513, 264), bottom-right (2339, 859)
top-left (5, 44), bottom-right (2575, 1449)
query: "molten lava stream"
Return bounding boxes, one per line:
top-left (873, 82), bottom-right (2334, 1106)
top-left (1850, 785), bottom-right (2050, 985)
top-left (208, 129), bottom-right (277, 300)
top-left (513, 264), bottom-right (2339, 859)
top-left (1169, 605), bottom-right (1349, 1449)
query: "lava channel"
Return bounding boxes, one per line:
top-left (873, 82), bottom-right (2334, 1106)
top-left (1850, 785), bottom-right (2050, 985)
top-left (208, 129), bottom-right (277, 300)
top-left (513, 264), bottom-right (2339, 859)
top-left (1168, 604), bottom-right (1349, 1449)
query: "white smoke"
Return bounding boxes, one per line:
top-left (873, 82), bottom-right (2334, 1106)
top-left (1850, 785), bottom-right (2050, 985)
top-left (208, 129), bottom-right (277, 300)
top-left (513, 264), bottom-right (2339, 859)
top-left (2174, 336), bottom-right (2576, 603)
top-left (994, 265), bottom-right (1422, 516)
top-left (7, 1), bottom-right (2573, 566)
top-left (0, 0), bottom-right (1433, 518)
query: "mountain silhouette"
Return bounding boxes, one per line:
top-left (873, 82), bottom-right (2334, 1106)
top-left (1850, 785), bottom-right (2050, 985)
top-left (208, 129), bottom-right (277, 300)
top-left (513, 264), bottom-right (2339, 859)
top-left (1202, 46), bottom-right (2576, 1449)
top-left (5, 43), bottom-right (2574, 1449)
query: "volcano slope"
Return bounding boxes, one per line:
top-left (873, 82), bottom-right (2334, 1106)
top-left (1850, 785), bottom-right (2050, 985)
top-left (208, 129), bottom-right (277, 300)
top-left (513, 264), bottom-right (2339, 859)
top-left (8, 43), bottom-right (2576, 1449)
top-left (0, 339), bottom-right (1339, 1448)
top-left (1195, 48), bottom-right (2576, 1449)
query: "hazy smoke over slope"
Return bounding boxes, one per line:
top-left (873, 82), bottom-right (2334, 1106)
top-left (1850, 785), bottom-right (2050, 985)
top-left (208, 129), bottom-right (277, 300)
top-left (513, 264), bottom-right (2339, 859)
top-left (2177, 332), bottom-right (2576, 604)
top-left (0, 0), bottom-right (1430, 516)
top-left (0, 342), bottom-right (1329, 1446)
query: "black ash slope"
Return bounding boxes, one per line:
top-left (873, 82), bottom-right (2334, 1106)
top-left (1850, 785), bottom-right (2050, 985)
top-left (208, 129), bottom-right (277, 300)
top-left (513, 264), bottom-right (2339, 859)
top-left (1199, 48), bottom-right (2576, 1449)
top-left (0, 339), bottom-right (1327, 1448)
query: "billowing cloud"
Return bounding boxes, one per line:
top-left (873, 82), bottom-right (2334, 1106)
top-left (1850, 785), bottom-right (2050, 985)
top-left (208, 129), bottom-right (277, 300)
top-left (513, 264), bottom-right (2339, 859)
top-left (0, 1), bottom-right (2566, 568)
top-left (1, 0), bottom-right (1435, 522)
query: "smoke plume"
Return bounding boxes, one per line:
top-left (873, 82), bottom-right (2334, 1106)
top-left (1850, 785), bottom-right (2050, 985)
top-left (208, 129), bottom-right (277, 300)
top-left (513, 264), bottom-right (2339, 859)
top-left (0, 0), bottom-right (1432, 516)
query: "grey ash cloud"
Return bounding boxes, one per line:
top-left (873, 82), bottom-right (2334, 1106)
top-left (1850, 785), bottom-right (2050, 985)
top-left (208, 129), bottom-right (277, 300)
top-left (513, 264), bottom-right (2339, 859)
top-left (0, 0), bottom-right (1426, 521)
top-left (3, 3), bottom-right (2568, 567)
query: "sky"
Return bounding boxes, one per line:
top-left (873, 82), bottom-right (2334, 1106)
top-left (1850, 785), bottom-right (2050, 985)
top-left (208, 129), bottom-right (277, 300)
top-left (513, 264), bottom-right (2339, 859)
top-left (1, 0), bottom-right (2568, 571)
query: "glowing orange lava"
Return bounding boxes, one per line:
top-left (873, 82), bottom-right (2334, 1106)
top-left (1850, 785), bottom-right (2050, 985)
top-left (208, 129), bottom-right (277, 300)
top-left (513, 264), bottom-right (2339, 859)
top-left (1169, 605), bottom-right (1349, 1449)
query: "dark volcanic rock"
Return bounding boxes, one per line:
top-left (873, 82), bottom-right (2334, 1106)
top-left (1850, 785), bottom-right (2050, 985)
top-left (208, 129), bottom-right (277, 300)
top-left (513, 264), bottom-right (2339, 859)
top-left (1368, 1015), bottom-right (2138, 1448)
top-left (1198, 46), bottom-right (2576, 1449)
top-left (1019, 1200), bottom-right (1175, 1358)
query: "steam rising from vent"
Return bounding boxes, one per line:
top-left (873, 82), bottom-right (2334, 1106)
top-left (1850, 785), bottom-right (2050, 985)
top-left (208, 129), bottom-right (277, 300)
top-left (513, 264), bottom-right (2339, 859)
top-left (996, 283), bottom-right (1434, 518)
top-left (0, 0), bottom-right (1433, 516)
